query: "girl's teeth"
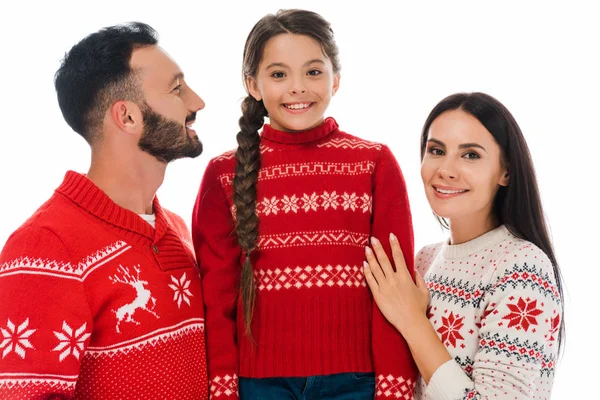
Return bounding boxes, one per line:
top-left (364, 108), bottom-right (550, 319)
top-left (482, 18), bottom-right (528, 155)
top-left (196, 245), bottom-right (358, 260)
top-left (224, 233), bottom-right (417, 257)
top-left (285, 103), bottom-right (310, 109)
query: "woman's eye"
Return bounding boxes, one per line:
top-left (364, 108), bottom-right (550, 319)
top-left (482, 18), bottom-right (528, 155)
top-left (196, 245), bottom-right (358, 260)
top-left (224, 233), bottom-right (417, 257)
top-left (463, 152), bottom-right (481, 160)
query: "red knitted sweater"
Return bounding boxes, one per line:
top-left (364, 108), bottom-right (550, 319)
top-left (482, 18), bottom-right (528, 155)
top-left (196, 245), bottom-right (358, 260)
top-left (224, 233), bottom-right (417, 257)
top-left (0, 171), bottom-right (208, 399)
top-left (192, 118), bottom-right (417, 399)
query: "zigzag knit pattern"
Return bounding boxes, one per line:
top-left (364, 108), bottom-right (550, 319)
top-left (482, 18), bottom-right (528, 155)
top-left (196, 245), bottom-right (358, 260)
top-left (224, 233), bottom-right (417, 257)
top-left (0, 172), bottom-right (208, 399)
top-left (193, 117), bottom-right (417, 399)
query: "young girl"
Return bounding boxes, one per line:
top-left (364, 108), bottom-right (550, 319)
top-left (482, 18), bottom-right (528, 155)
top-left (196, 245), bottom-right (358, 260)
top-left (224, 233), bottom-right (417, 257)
top-left (192, 9), bottom-right (417, 400)
top-left (363, 92), bottom-right (564, 399)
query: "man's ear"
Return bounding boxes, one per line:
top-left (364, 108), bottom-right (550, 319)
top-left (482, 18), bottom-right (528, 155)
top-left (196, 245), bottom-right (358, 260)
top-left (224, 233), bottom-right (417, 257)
top-left (110, 100), bottom-right (143, 134)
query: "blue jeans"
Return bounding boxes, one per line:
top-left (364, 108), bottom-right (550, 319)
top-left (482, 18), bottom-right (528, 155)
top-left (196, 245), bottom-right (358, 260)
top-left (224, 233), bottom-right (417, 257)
top-left (239, 372), bottom-right (375, 400)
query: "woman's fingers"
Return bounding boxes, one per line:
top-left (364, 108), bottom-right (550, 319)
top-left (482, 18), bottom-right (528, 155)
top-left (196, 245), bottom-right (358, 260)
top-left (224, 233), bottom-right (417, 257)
top-left (369, 236), bottom-right (394, 277)
top-left (389, 233), bottom-right (412, 281)
top-left (363, 261), bottom-right (379, 292)
top-left (365, 246), bottom-right (386, 284)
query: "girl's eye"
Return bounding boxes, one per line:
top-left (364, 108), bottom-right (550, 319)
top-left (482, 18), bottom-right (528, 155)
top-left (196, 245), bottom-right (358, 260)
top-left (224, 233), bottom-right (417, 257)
top-left (307, 69), bottom-right (321, 76)
top-left (271, 72), bottom-right (285, 78)
top-left (172, 85), bottom-right (182, 94)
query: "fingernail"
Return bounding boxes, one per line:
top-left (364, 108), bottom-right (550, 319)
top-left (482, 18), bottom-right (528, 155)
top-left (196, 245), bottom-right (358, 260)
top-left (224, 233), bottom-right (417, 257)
top-left (363, 261), bottom-right (369, 269)
top-left (365, 246), bottom-right (373, 256)
top-left (370, 237), bottom-right (379, 245)
top-left (389, 233), bottom-right (397, 241)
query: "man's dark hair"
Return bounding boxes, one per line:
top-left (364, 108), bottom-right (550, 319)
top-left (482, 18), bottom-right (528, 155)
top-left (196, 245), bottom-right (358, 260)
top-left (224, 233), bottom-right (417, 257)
top-left (54, 22), bottom-right (158, 143)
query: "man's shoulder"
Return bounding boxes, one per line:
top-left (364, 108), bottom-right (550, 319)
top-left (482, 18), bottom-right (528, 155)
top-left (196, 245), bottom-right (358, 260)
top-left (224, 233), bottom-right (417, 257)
top-left (1, 192), bottom-right (99, 260)
top-left (5, 195), bottom-right (65, 241)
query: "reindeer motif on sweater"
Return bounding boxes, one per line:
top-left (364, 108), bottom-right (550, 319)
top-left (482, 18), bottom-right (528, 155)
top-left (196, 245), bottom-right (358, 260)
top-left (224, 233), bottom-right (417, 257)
top-left (109, 265), bottom-right (159, 333)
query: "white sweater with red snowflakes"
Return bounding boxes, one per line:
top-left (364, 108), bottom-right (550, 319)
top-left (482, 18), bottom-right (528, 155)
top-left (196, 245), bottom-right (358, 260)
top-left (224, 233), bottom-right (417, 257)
top-left (415, 225), bottom-right (561, 400)
top-left (0, 171), bottom-right (208, 399)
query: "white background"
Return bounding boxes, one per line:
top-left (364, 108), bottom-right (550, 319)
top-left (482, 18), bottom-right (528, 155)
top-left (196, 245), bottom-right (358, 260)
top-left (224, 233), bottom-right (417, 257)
top-left (0, 0), bottom-right (597, 397)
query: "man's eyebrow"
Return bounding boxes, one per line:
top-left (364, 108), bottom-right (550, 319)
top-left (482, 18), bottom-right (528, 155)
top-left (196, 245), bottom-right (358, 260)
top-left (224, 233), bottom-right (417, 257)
top-left (168, 72), bottom-right (185, 87)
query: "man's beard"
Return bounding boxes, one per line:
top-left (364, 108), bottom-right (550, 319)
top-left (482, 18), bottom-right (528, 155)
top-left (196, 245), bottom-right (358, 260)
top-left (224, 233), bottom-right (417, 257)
top-left (137, 102), bottom-right (203, 163)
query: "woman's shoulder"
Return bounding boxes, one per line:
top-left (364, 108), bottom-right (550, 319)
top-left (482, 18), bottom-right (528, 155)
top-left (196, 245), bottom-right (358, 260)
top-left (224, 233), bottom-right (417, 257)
top-left (495, 234), bottom-right (554, 272)
top-left (489, 233), bottom-right (558, 294)
top-left (415, 242), bottom-right (444, 275)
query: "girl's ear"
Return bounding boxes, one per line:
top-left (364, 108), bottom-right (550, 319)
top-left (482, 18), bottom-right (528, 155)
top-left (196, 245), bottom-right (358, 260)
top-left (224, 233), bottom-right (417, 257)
top-left (246, 76), bottom-right (262, 101)
top-left (332, 73), bottom-right (340, 96)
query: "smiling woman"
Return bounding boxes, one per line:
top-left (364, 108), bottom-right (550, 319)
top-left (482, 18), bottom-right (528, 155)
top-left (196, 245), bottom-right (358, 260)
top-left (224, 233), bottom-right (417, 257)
top-left (421, 108), bottom-right (509, 238)
top-left (364, 92), bottom-right (564, 400)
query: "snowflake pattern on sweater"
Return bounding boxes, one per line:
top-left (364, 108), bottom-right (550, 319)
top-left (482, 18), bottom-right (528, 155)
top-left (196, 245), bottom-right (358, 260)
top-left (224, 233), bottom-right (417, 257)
top-left (193, 118), bottom-right (417, 399)
top-left (414, 225), bottom-right (561, 400)
top-left (0, 172), bottom-right (208, 400)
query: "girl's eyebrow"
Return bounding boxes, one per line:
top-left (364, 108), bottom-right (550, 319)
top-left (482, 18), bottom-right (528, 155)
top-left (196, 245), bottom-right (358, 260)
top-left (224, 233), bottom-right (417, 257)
top-left (265, 59), bottom-right (325, 69)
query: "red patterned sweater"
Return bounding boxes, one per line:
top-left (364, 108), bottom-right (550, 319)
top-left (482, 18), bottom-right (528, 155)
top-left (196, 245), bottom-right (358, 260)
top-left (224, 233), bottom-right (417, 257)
top-left (192, 117), bottom-right (417, 399)
top-left (0, 171), bottom-right (208, 399)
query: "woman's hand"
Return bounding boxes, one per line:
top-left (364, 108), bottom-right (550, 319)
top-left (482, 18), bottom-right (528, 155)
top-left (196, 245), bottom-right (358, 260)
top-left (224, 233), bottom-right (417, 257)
top-left (363, 233), bottom-right (430, 336)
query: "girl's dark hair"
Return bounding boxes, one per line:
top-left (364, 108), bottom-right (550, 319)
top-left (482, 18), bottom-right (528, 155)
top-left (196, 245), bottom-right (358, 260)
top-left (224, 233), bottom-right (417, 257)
top-left (420, 92), bottom-right (565, 353)
top-left (234, 9), bottom-right (340, 338)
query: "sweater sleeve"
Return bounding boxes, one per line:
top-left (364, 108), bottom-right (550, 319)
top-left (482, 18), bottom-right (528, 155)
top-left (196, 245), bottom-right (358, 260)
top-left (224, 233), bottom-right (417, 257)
top-left (425, 245), bottom-right (562, 400)
top-left (192, 159), bottom-right (241, 400)
top-left (370, 145), bottom-right (418, 398)
top-left (0, 227), bottom-right (93, 400)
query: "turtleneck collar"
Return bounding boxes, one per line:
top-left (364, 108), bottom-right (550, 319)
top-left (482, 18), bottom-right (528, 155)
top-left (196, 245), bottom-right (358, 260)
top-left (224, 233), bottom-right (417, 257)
top-left (260, 117), bottom-right (338, 145)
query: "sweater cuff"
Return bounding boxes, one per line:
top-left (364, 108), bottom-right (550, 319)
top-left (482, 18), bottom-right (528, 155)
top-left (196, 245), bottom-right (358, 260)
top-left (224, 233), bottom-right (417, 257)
top-left (426, 359), bottom-right (473, 400)
top-left (209, 374), bottom-right (239, 399)
top-left (375, 374), bottom-right (416, 399)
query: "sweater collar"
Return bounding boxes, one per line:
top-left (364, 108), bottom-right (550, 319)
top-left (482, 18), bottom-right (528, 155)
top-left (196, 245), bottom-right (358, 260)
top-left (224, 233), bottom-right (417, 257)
top-left (261, 117), bottom-right (338, 145)
top-left (441, 225), bottom-right (512, 259)
top-left (55, 171), bottom-right (169, 242)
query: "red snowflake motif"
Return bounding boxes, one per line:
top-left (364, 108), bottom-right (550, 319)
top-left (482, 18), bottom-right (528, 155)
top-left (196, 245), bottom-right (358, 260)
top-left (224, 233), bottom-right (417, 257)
top-left (464, 389), bottom-right (480, 399)
top-left (437, 311), bottom-right (465, 347)
top-left (464, 364), bottom-right (473, 376)
top-left (502, 297), bottom-right (543, 332)
top-left (549, 314), bottom-right (561, 342)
